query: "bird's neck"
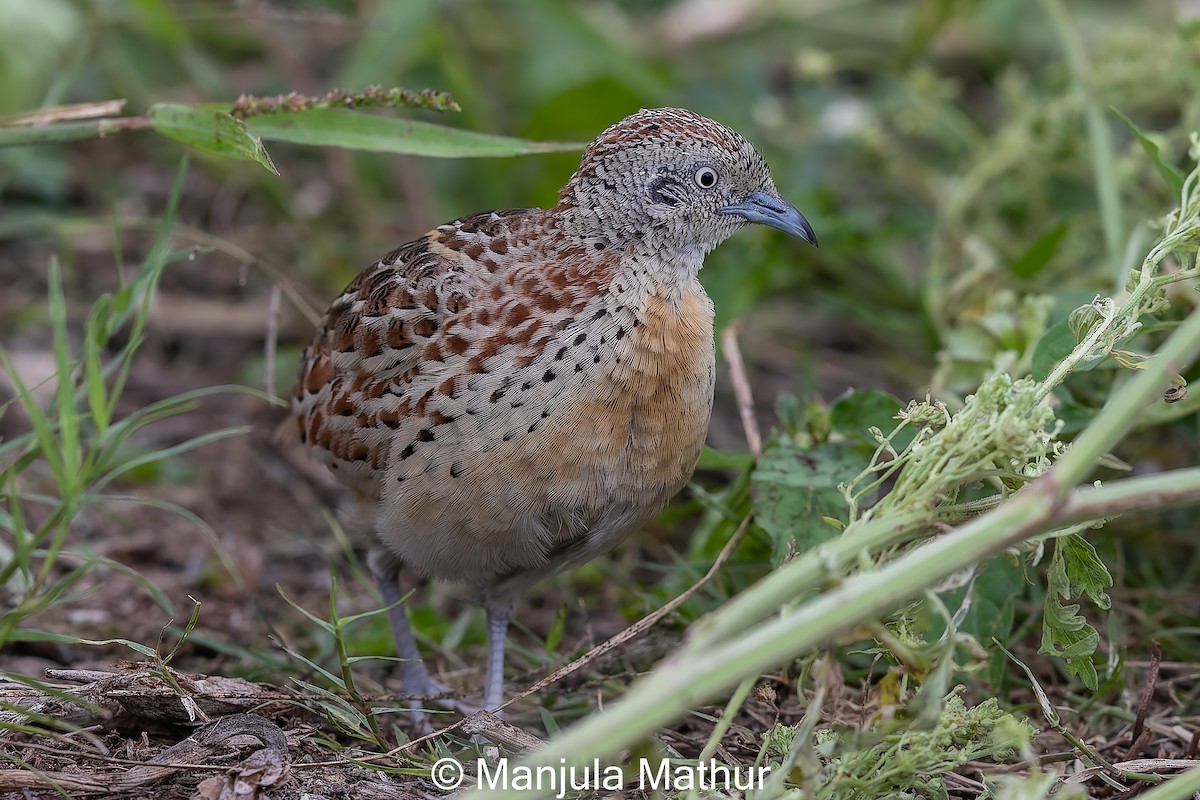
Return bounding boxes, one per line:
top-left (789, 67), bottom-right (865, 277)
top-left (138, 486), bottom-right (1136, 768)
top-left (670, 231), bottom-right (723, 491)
top-left (554, 204), bottom-right (710, 272)
top-left (608, 245), bottom-right (708, 311)
top-left (549, 207), bottom-right (709, 305)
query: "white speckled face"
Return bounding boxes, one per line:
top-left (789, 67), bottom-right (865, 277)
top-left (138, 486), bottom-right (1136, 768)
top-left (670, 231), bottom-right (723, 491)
top-left (557, 107), bottom-right (810, 259)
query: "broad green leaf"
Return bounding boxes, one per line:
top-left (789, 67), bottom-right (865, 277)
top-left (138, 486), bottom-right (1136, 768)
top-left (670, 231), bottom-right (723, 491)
top-left (1039, 534), bottom-right (1113, 691)
top-left (244, 109), bottom-right (582, 158)
top-left (696, 445), bottom-right (753, 471)
top-left (1058, 533), bottom-right (1113, 610)
top-left (1030, 319), bottom-right (1076, 381)
top-left (829, 388), bottom-right (914, 452)
top-left (148, 103), bottom-right (278, 175)
top-left (1011, 221), bottom-right (1070, 279)
top-left (1050, 387), bottom-right (1099, 434)
top-left (1111, 107), bottom-right (1186, 197)
top-left (752, 439), bottom-right (862, 566)
top-left (932, 557), bottom-right (1022, 686)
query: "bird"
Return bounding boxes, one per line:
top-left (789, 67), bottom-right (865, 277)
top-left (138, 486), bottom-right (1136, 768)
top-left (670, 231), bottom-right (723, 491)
top-left (292, 107), bottom-right (816, 715)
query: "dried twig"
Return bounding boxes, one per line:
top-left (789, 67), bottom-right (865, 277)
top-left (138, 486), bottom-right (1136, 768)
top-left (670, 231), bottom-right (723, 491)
top-left (0, 100), bottom-right (127, 127)
top-left (265, 283), bottom-right (282, 402)
top-left (1131, 640), bottom-right (1163, 755)
top-left (721, 322), bottom-right (762, 459)
top-left (498, 514), bottom-right (753, 711)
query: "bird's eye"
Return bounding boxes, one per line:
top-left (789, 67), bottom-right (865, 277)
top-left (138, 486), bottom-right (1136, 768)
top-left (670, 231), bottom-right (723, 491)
top-left (694, 166), bottom-right (718, 189)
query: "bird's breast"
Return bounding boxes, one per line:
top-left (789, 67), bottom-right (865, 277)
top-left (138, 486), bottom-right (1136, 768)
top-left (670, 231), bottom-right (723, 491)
top-left (537, 282), bottom-right (717, 514)
top-left (373, 275), bottom-right (716, 585)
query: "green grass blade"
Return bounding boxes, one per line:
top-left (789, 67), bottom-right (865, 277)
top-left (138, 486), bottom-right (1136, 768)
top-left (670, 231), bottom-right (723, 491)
top-left (91, 425), bottom-right (249, 491)
top-left (0, 348), bottom-right (66, 490)
top-left (1111, 107), bottom-right (1187, 197)
top-left (6, 628), bottom-right (158, 658)
top-left (148, 103), bottom-right (278, 175)
top-left (1043, 0), bottom-right (1124, 280)
top-left (245, 109), bottom-right (582, 158)
top-left (45, 260), bottom-right (79, 497)
top-left (82, 295), bottom-right (113, 433)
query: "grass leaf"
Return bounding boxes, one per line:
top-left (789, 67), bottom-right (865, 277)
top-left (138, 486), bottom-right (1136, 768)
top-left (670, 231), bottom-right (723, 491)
top-left (244, 109), bottom-right (582, 158)
top-left (149, 103), bottom-right (278, 175)
top-left (1111, 106), bottom-right (1187, 197)
top-left (1011, 221), bottom-right (1071, 280)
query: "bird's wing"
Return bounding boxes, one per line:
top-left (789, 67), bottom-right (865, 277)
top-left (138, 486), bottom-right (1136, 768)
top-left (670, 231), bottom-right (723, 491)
top-left (291, 208), bottom-right (537, 493)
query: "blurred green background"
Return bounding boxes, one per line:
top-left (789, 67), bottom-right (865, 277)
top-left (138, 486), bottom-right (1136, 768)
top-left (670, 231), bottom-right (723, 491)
top-left (5, 1), bottom-right (1198, 410)
top-left (2, 0), bottom-right (1199, 716)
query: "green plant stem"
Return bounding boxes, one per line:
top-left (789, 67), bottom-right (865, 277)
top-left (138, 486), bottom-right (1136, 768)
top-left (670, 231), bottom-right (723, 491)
top-left (1048, 305), bottom-right (1200, 495)
top-left (1129, 766), bottom-right (1200, 800)
top-left (334, 622), bottom-right (387, 748)
top-left (464, 307), bottom-right (1200, 800)
top-left (691, 284), bottom-right (1200, 646)
top-left (686, 509), bottom-right (929, 650)
top-left (699, 676), bottom-right (754, 762)
top-left (1035, 258), bottom-right (1200, 404)
top-left (329, 579), bottom-right (387, 748)
top-left (1043, 0), bottom-right (1123, 276)
top-left (470, 465), bottom-right (1200, 800)
top-left (0, 117), bottom-right (151, 146)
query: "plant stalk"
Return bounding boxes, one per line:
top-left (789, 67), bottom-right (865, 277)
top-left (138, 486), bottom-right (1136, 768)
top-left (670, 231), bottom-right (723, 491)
top-left (463, 306), bottom-right (1200, 800)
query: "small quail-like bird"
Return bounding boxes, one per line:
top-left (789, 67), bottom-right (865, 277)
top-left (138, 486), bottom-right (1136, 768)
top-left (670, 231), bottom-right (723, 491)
top-left (293, 107), bottom-right (816, 713)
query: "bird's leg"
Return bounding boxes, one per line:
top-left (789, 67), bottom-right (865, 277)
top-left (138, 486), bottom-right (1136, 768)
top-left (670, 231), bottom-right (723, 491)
top-left (483, 599), bottom-right (513, 713)
top-left (376, 576), bottom-right (440, 698)
top-left (374, 567), bottom-right (480, 717)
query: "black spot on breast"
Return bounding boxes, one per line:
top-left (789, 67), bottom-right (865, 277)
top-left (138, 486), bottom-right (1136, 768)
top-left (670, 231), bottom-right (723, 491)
top-left (400, 443), bottom-right (416, 459)
top-left (542, 370), bottom-right (555, 382)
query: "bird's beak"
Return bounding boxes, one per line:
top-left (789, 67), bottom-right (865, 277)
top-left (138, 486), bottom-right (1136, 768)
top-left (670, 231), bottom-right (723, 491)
top-left (719, 191), bottom-right (818, 247)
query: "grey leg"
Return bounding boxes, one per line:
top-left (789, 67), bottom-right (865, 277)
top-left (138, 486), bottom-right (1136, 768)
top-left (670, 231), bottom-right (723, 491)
top-left (375, 569), bottom-right (481, 718)
top-left (483, 602), bottom-right (511, 712)
top-left (377, 576), bottom-right (440, 697)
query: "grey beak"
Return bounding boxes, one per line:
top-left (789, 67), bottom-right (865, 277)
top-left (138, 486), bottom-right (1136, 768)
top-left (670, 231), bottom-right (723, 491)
top-left (719, 190), bottom-right (818, 247)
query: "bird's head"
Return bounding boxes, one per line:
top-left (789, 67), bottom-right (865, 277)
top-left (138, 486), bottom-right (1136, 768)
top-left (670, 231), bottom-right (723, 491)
top-left (557, 107), bottom-right (817, 261)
